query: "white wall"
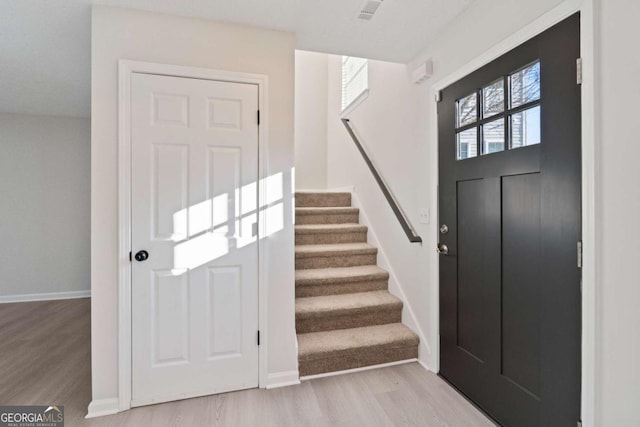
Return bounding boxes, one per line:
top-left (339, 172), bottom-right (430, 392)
top-left (596, 0), bottom-right (640, 424)
top-left (324, 0), bottom-right (639, 425)
top-left (326, 54), bottom-right (430, 364)
top-left (294, 50), bottom-right (328, 190)
top-left (91, 5), bottom-right (296, 410)
top-left (0, 113), bottom-right (90, 300)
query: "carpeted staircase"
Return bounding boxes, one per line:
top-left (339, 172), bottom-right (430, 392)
top-left (295, 192), bottom-right (419, 377)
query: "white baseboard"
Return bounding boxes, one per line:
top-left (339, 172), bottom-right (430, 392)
top-left (265, 370), bottom-right (301, 389)
top-left (295, 187), bottom-right (354, 193)
top-left (86, 397), bottom-right (119, 418)
top-left (0, 290), bottom-right (91, 304)
top-left (300, 358), bottom-right (418, 381)
top-left (327, 185), bottom-right (355, 193)
top-left (417, 358), bottom-right (434, 373)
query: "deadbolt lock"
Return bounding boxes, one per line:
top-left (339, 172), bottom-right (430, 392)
top-left (436, 243), bottom-right (449, 255)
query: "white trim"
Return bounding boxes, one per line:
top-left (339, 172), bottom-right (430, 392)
top-left (0, 290), bottom-right (90, 304)
top-left (255, 71), bottom-right (271, 394)
top-left (117, 60), bottom-right (133, 412)
top-left (116, 60), bottom-right (269, 414)
top-left (295, 187), bottom-right (355, 193)
top-left (265, 370), bottom-right (301, 389)
top-left (428, 1), bottom-right (596, 425)
top-left (327, 185), bottom-right (355, 193)
top-left (578, 2), bottom-right (597, 426)
top-left (340, 89), bottom-right (369, 119)
top-left (295, 189), bottom-right (344, 193)
top-left (416, 358), bottom-right (431, 373)
top-left (350, 190), bottom-right (433, 370)
top-left (300, 359), bottom-right (417, 381)
top-left (85, 398), bottom-right (119, 418)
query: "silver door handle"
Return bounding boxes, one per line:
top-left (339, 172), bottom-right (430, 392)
top-left (436, 243), bottom-right (449, 255)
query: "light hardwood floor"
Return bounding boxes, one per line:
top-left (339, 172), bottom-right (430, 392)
top-left (0, 299), bottom-right (494, 426)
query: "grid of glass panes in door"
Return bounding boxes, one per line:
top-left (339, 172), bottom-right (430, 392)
top-left (456, 61), bottom-right (541, 160)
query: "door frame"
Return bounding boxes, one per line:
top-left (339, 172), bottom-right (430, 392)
top-left (428, 0), bottom-right (596, 425)
top-left (117, 60), bottom-right (269, 412)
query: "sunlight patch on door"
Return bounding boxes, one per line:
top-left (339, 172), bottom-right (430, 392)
top-left (174, 233), bottom-right (229, 270)
top-left (169, 172), bottom-right (286, 269)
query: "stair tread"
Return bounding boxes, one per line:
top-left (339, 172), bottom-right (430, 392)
top-left (295, 243), bottom-right (377, 258)
top-left (296, 290), bottom-right (401, 318)
top-left (297, 323), bottom-right (419, 361)
top-left (296, 207), bottom-right (359, 214)
top-left (295, 223), bottom-right (366, 233)
top-left (295, 265), bottom-right (388, 285)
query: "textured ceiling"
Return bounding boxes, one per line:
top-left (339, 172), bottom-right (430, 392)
top-left (0, 0), bottom-right (474, 117)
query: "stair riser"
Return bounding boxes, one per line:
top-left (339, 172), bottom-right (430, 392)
top-left (295, 231), bottom-right (367, 245)
top-left (295, 253), bottom-right (376, 270)
top-left (299, 345), bottom-right (419, 377)
top-left (296, 213), bottom-right (359, 225)
top-left (296, 193), bottom-right (351, 208)
top-left (296, 279), bottom-right (388, 298)
top-left (296, 310), bottom-right (401, 334)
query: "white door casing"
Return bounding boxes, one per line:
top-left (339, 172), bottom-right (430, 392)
top-left (130, 72), bottom-right (259, 406)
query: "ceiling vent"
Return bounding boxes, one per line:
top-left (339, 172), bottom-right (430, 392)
top-left (357, 0), bottom-right (384, 21)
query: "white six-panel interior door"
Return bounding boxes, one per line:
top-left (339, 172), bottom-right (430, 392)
top-left (130, 72), bottom-right (259, 406)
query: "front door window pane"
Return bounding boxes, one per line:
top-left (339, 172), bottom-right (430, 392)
top-left (482, 119), bottom-right (505, 154)
top-left (511, 106), bottom-right (541, 148)
top-left (510, 62), bottom-right (541, 108)
top-left (483, 79), bottom-right (505, 118)
top-left (457, 128), bottom-right (478, 160)
top-left (457, 93), bottom-right (477, 127)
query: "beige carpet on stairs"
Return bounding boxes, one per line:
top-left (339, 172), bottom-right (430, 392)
top-left (295, 192), bottom-right (419, 377)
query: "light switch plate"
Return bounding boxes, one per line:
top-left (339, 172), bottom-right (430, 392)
top-left (419, 208), bottom-right (430, 224)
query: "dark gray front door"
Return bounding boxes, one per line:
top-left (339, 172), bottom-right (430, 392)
top-left (438, 13), bottom-right (581, 427)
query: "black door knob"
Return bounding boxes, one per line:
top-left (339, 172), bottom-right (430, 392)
top-left (134, 250), bottom-right (149, 262)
